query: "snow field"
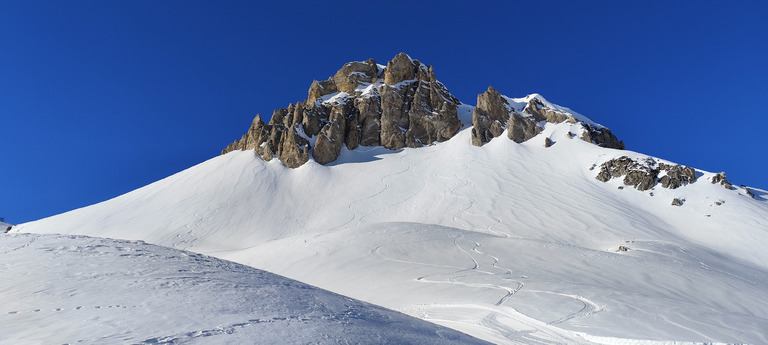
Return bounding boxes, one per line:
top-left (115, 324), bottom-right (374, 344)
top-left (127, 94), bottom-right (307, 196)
top-left (14, 96), bottom-right (768, 344)
top-left (0, 233), bottom-right (489, 344)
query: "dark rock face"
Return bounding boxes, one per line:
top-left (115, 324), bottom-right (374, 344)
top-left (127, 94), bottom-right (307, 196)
top-left (313, 107), bottom-right (347, 165)
top-left (508, 112), bottom-right (543, 144)
top-left (472, 87), bottom-right (511, 146)
top-left (356, 93), bottom-right (383, 146)
top-left (222, 53), bottom-right (460, 167)
top-left (595, 156), bottom-right (697, 191)
top-left (581, 124), bottom-right (625, 150)
top-left (279, 123), bottom-right (311, 168)
top-left (671, 198), bottom-right (684, 206)
top-left (379, 83), bottom-right (410, 149)
top-left (658, 163), bottom-right (696, 189)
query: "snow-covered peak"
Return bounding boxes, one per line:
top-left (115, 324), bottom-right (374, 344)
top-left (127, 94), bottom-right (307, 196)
top-left (15, 53), bottom-right (768, 345)
top-left (505, 93), bottom-right (605, 129)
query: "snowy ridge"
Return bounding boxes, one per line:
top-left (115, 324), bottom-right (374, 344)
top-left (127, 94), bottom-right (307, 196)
top-left (13, 98), bottom-right (768, 344)
top-left (507, 93), bottom-right (606, 128)
top-left (0, 233), bottom-right (488, 344)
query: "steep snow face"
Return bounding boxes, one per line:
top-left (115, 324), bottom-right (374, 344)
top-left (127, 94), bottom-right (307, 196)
top-left (15, 112), bottom-right (768, 344)
top-left (0, 233), bottom-right (488, 344)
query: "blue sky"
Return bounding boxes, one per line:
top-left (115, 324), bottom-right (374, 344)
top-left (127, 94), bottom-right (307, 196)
top-left (2, 1), bottom-right (767, 224)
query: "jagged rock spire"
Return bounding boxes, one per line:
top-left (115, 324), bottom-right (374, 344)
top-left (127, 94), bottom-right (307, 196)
top-left (223, 54), bottom-right (626, 168)
top-left (222, 53), bottom-right (461, 168)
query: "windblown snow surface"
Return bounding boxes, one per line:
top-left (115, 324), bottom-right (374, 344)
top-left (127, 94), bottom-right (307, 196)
top-left (0, 233), bottom-right (487, 344)
top-left (14, 96), bottom-right (768, 344)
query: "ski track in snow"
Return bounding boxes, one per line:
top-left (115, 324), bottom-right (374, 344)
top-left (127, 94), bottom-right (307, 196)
top-left (2, 234), bottom-right (488, 345)
top-left (371, 230), bottom-right (609, 343)
top-left (314, 151), bottom-right (426, 239)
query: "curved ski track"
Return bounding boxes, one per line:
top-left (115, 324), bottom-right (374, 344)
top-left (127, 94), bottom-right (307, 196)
top-left (371, 230), bottom-right (606, 344)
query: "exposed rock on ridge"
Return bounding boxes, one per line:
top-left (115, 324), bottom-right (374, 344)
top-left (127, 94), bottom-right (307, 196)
top-left (223, 54), bottom-right (626, 168)
top-left (471, 87), bottom-right (512, 145)
top-left (470, 91), bottom-right (624, 149)
top-left (581, 124), bottom-right (625, 150)
top-left (595, 156), bottom-right (697, 191)
top-left (222, 53), bottom-right (461, 167)
top-left (711, 172), bottom-right (733, 190)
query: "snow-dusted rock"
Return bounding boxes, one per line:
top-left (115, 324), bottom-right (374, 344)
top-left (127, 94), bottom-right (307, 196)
top-left (278, 122), bottom-right (310, 168)
top-left (581, 123), bottom-right (624, 149)
top-left (471, 86), bottom-right (510, 145)
top-left (508, 111), bottom-right (543, 143)
top-left (711, 171), bottom-right (733, 190)
top-left (224, 53), bottom-right (460, 165)
top-left (313, 106), bottom-right (347, 165)
top-left (333, 59), bottom-right (378, 93)
top-left (596, 156), bottom-right (697, 191)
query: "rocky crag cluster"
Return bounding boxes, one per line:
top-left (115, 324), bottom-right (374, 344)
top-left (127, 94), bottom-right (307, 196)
top-left (222, 53), bottom-right (461, 167)
top-left (710, 172), bottom-right (734, 190)
top-left (223, 53), bottom-right (624, 168)
top-left (595, 156), bottom-right (697, 191)
top-left (470, 87), bottom-right (624, 149)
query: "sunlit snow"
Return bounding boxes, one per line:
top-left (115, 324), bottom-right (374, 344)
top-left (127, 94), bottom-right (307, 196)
top-left (0, 233), bottom-right (487, 344)
top-left (11, 94), bottom-right (768, 344)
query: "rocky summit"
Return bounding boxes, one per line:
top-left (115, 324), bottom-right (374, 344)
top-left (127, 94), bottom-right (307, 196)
top-left (222, 53), bottom-right (461, 167)
top-left (223, 53), bottom-right (623, 168)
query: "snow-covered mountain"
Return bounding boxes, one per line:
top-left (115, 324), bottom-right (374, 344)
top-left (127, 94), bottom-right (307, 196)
top-left (0, 233), bottom-right (487, 344)
top-left (11, 54), bottom-right (768, 344)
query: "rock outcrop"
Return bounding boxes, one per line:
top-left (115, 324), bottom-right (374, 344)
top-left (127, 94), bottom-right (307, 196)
top-left (313, 107), bottom-right (347, 165)
top-left (471, 87), bottom-right (511, 146)
top-left (224, 54), bottom-right (630, 169)
top-left (581, 124), bottom-right (625, 150)
top-left (222, 53), bottom-right (461, 167)
top-left (508, 112), bottom-right (543, 143)
top-left (595, 156), bottom-right (697, 191)
top-left (470, 92), bottom-right (623, 149)
top-left (711, 172), bottom-right (733, 190)
top-left (658, 163), bottom-right (697, 189)
top-left (523, 97), bottom-right (572, 124)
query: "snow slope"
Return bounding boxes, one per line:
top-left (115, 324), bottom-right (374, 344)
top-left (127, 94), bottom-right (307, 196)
top-left (14, 96), bottom-right (768, 344)
top-left (0, 233), bottom-right (488, 344)
top-left (1, 221), bottom-right (11, 233)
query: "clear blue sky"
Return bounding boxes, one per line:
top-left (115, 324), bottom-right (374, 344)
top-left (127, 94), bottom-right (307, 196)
top-left (2, 1), bottom-right (767, 224)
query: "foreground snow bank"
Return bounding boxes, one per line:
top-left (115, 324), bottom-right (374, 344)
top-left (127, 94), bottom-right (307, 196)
top-left (13, 122), bottom-right (768, 344)
top-left (0, 233), bottom-right (488, 344)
